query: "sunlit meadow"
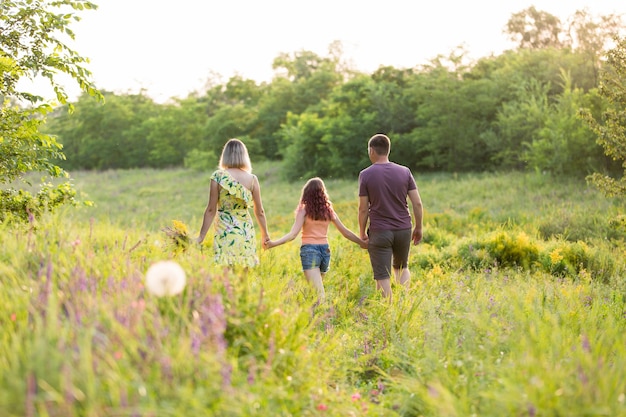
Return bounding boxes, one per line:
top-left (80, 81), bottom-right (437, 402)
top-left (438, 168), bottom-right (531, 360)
top-left (1, 164), bottom-right (626, 416)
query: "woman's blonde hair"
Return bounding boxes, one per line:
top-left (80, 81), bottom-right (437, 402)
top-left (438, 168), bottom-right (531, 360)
top-left (219, 138), bottom-right (252, 172)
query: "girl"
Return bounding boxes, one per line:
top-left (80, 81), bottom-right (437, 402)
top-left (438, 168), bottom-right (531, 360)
top-left (265, 177), bottom-right (366, 299)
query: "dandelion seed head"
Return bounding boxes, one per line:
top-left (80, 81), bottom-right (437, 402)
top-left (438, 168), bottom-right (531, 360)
top-left (145, 260), bottom-right (186, 297)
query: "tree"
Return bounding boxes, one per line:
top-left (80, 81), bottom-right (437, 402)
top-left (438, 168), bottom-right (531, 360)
top-left (583, 36), bottom-right (626, 196)
top-left (406, 51), bottom-right (497, 172)
top-left (523, 71), bottom-right (607, 177)
top-left (505, 7), bottom-right (623, 87)
top-left (255, 45), bottom-right (345, 159)
top-left (0, 0), bottom-right (100, 222)
top-left (47, 91), bottom-right (157, 170)
top-left (485, 78), bottom-right (550, 170)
top-left (279, 73), bottom-right (376, 180)
top-left (505, 7), bottom-right (563, 49)
top-left (565, 9), bottom-right (623, 63)
top-left (146, 98), bottom-right (207, 168)
top-left (564, 9), bottom-right (623, 86)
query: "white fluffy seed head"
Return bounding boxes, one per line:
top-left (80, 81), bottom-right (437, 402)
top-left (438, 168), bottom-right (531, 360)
top-left (145, 260), bottom-right (186, 297)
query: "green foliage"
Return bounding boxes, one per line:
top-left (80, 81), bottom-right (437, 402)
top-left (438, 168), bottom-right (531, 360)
top-left (0, 181), bottom-right (82, 223)
top-left (523, 71), bottom-right (608, 177)
top-left (279, 112), bottom-right (330, 180)
top-left (0, 0), bottom-right (101, 222)
top-left (458, 229), bottom-right (541, 270)
top-left (38, 10), bottom-right (626, 184)
top-left (408, 51), bottom-right (498, 171)
top-left (255, 47), bottom-right (345, 159)
top-left (184, 148), bottom-right (218, 172)
top-left (485, 78), bottom-right (549, 169)
top-left (145, 99), bottom-right (206, 167)
top-left (0, 0), bottom-right (100, 103)
top-left (0, 105), bottom-right (66, 182)
top-left (583, 36), bottom-right (626, 196)
top-left (538, 240), bottom-right (616, 282)
top-left (47, 91), bottom-right (159, 169)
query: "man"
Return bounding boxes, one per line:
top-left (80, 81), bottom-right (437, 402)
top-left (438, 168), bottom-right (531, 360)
top-left (358, 133), bottom-right (423, 300)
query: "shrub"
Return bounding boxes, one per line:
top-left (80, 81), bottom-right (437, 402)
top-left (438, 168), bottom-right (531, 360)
top-left (539, 240), bottom-right (617, 283)
top-left (421, 227), bottom-right (454, 248)
top-left (0, 181), bottom-right (84, 224)
top-left (457, 230), bottom-right (540, 270)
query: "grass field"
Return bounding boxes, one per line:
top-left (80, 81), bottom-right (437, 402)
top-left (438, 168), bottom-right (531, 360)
top-left (1, 164), bottom-right (626, 416)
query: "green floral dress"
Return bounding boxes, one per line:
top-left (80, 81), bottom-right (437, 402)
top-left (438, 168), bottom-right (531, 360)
top-left (211, 170), bottom-right (259, 267)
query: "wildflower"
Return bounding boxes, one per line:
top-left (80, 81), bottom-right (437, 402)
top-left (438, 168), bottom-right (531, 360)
top-left (145, 260), bottom-right (187, 297)
top-left (427, 384), bottom-right (439, 397)
top-left (316, 403), bottom-right (328, 411)
top-left (162, 220), bottom-right (191, 252)
top-left (351, 393), bottom-right (361, 401)
top-left (581, 334), bottom-right (591, 352)
top-left (549, 248), bottom-right (563, 264)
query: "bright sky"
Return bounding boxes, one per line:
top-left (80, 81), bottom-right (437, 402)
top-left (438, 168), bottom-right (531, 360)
top-left (57, 0), bottom-right (626, 102)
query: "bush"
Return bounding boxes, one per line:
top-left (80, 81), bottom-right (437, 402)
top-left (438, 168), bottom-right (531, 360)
top-left (0, 181), bottom-right (85, 224)
top-left (457, 230), bottom-right (540, 270)
top-left (539, 240), bottom-right (617, 283)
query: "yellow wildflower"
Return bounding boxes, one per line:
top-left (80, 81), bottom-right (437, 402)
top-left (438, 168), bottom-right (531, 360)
top-left (549, 248), bottom-right (563, 264)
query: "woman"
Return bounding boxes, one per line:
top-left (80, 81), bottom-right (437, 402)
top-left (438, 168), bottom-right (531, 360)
top-left (196, 139), bottom-right (269, 268)
top-left (265, 177), bottom-right (366, 299)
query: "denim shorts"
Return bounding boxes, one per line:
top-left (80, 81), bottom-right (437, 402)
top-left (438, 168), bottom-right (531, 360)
top-left (299, 244), bottom-right (331, 272)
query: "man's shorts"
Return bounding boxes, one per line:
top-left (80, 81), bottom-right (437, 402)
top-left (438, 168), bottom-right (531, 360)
top-left (367, 228), bottom-right (412, 280)
top-left (300, 244), bottom-right (331, 273)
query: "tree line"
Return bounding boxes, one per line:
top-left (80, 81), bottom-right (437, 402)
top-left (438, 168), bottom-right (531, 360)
top-left (44, 8), bottom-right (624, 181)
top-left (3, 2), bottom-right (625, 222)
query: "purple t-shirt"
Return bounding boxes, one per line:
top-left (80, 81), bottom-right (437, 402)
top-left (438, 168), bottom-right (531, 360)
top-left (358, 162), bottom-right (417, 231)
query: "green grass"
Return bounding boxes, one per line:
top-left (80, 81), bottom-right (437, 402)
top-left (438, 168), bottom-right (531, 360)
top-left (1, 165), bottom-right (626, 416)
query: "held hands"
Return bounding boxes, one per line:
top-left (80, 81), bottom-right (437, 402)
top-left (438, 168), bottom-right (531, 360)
top-left (264, 239), bottom-right (282, 249)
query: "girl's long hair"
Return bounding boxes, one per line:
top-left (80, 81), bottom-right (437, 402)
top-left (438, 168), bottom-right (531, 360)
top-left (300, 177), bottom-right (333, 221)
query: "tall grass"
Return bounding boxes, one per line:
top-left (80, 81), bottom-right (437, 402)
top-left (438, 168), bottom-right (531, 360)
top-left (1, 166), bottom-right (625, 416)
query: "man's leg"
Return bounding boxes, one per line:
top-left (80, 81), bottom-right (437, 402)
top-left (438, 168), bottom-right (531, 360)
top-left (368, 230), bottom-right (393, 300)
top-left (376, 278), bottom-right (392, 300)
top-left (394, 267), bottom-right (411, 287)
top-left (392, 228), bottom-right (413, 289)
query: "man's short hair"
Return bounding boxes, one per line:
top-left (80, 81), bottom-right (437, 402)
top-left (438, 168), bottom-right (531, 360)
top-left (368, 134), bottom-right (390, 156)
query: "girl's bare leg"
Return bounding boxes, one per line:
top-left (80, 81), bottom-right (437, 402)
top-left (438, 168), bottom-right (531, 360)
top-left (304, 268), bottom-right (325, 301)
